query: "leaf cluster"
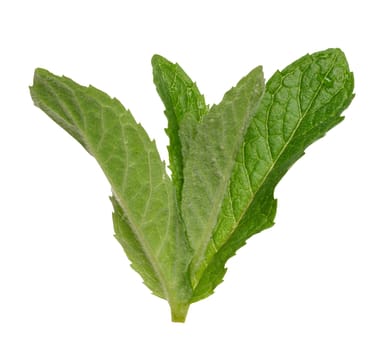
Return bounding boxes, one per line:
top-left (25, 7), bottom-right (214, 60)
top-left (30, 48), bottom-right (354, 322)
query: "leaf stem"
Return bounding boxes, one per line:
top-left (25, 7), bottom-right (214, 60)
top-left (170, 302), bottom-right (190, 323)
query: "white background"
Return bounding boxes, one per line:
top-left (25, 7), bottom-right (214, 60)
top-left (1, 1), bottom-right (383, 349)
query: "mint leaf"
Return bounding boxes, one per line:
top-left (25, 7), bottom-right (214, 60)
top-left (30, 48), bottom-right (354, 322)
top-left (179, 66), bottom-right (265, 287)
top-left (190, 48), bottom-right (354, 301)
top-left (152, 55), bottom-right (208, 203)
top-left (30, 70), bottom-right (192, 321)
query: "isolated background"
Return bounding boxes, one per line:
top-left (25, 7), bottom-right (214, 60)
top-left (1, 1), bottom-right (383, 349)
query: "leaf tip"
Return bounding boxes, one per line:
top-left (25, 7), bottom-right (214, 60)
top-left (32, 67), bottom-right (55, 84)
top-left (151, 54), bottom-right (171, 68)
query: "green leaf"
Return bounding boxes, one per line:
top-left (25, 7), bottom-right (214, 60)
top-left (30, 69), bottom-right (192, 321)
top-left (190, 48), bottom-right (354, 301)
top-left (152, 55), bottom-right (208, 203)
top-left (180, 66), bottom-right (265, 287)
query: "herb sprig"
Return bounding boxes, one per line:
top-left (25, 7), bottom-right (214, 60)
top-left (30, 48), bottom-right (354, 322)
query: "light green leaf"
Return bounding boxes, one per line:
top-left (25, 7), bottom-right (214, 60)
top-left (180, 66), bottom-right (265, 287)
top-left (30, 69), bottom-right (192, 321)
top-left (152, 55), bottom-right (208, 203)
top-left (191, 48), bottom-right (354, 301)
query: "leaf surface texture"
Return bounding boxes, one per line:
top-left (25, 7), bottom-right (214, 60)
top-left (30, 71), bottom-right (192, 319)
top-left (30, 48), bottom-right (354, 321)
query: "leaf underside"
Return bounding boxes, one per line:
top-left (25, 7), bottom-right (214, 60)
top-left (30, 48), bottom-right (354, 321)
top-left (30, 71), bottom-right (192, 321)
